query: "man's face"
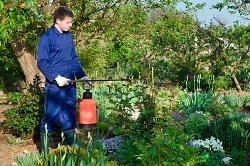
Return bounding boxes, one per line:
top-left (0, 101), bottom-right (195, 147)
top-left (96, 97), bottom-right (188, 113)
top-left (56, 16), bottom-right (73, 31)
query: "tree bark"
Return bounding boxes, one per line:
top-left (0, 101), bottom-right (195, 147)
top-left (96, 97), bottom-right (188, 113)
top-left (231, 74), bottom-right (242, 93)
top-left (11, 38), bottom-right (45, 85)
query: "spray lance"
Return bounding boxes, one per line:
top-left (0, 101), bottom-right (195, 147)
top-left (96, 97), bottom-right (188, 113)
top-left (69, 78), bottom-right (131, 130)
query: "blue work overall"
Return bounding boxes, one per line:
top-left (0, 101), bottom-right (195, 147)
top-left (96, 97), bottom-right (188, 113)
top-left (37, 26), bottom-right (85, 133)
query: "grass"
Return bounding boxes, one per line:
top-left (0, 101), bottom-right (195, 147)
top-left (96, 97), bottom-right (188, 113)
top-left (7, 135), bottom-right (24, 146)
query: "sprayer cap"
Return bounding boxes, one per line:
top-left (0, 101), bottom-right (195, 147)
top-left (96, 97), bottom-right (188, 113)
top-left (83, 89), bottom-right (92, 99)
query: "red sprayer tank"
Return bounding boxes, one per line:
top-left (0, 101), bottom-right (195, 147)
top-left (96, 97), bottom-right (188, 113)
top-left (79, 89), bottom-right (97, 129)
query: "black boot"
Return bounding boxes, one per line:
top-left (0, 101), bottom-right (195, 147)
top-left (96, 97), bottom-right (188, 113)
top-left (63, 129), bottom-right (76, 146)
top-left (40, 132), bottom-right (50, 155)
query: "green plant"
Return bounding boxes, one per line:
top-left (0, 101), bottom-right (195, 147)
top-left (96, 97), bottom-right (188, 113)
top-left (106, 82), bottom-right (151, 129)
top-left (4, 77), bottom-right (43, 138)
top-left (7, 135), bottom-right (23, 146)
top-left (112, 136), bottom-right (142, 166)
top-left (16, 152), bottom-right (42, 166)
top-left (179, 90), bottom-right (217, 116)
top-left (245, 96), bottom-right (250, 107)
top-left (198, 151), bottom-right (225, 166)
top-left (203, 112), bottom-right (250, 151)
top-left (183, 114), bottom-right (208, 138)
top-left (135, 118), bottom-right (199, 166)
top-left (16, 132), bottom-right (117, 166)
top-left (214, 76), bottom-right (232, 91)
top-left (227, 148), bottom-right (247, 166)
top-left (4, 92), bottom-right (42, 138)
top-left (38, 132), bottom-right (117, 166)
top-left (222, 93), bottom-right (246, 109)
top-left (207, 99), bottom-right (232, 118)
top-left (92, 83), bottom-right (117, 121)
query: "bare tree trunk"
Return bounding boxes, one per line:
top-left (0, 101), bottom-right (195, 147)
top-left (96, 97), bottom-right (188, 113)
top-left (11, 38), bottom-right (45, 85)
top-left (231, 74), bottom-right (242, 93)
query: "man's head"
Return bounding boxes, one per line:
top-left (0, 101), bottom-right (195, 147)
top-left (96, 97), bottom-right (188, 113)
top-left (53, 6), bottom-right (73, 32)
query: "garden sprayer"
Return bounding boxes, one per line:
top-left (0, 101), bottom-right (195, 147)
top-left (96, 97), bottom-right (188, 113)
top-left (70, 79), bottom-right (130, 129)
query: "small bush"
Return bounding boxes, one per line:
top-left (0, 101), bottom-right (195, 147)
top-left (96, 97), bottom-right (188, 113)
top-left (4, 91), bottom-right (43, 138)
top-left (106, 82), bottom-right (152, 128)
top-left (203, 112), bottom-right (250, 151)
top-left (183, 114), bottom-right (208, 138)
top-left (115, 117), bottom-right (200, 166)
top-left (222, 93), bottom-right (246, 109)
top-left (4, 76), bottom-right (43, 138)
top-left (214, 76), bottom-right (232, 91)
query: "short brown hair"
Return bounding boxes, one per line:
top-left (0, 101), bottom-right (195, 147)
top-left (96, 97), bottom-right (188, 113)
top-left (53, 6), bottom-right (73, 23)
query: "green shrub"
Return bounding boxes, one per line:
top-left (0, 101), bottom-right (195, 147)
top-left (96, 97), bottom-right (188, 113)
top-left (138, 119), bottom-right (199, 165)
top-left (92, 83), bottom-right (117, 121)
top-left (245, 96), bottom-right (250, 107)
top-left (111, 136), bottom-right (142, 166)
top-left (198, 151), bottom-right (225, 166)
top-left (77, 41), bottom-right (107, 79)
top-left (214, 76), bottom-right (232, 91)
top-left (183, 114), bottom-right (208, 138)
top-left (115, 119), bottom-right (200, 166)
top-left (222, 93), bottom-right (246, 109)
top-left (106, 82), bottom-right (151, 128)
top-left (206, 99), bottom-right (232, 117)
top-left (227, 148), bottom-right (247, 166)
top-left (4, 91), bottom-right (43, 138)
top-left (4, 76), bottom-right (43, 138)
top-left (203, 112), bottom-right (250, 151)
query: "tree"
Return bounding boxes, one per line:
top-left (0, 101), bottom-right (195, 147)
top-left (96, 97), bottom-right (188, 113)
top-left (213, 0), bottom-right (250, 20)
top-left (198, 23), bottom-right (250, 92)
top-left (149, 9), bottom-right (208, 83)
top-left (0, 0), bottom-right (189, 88)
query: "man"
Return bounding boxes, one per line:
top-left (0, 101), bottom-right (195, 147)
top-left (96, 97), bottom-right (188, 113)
top-left (37, 6), bottom-right (89, 154)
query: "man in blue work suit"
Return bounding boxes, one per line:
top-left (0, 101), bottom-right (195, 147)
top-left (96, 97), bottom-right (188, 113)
top-left (37, 6), bottom-right (90, 154)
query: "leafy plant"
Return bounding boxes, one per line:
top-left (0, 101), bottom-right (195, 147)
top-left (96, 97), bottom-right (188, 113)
top-left (4, 76), bottom-right (43, 138)
top-left (183, 114), bottom-right (208, 138)
top-left (203, 112), bottom-right (250, 151)
top-left (106, 82), bottom-right (151, 129)
top-left (227, 148), bottom-right (247, 166)
top-left (92, 83), bottom-right (117, 121)
top-left (7, 135), bottom-right (23, 146)
top-left (179, 90), bottom-right (217, 116)
top-left (16, 151), bottom-right (42, 166)
top-left (222, 93), bottom-right (246, 109)
top-left (198, 151), bottom-right (225, 166)
top-left (16, 132), bottom-right (117, 166)
top-left (134, 118), bottom-right (199, 166)
top-left (214, 76), bottom-right (232, 91)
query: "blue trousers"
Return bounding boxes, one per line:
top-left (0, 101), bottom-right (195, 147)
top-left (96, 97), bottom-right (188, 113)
top-left (40, 83), bottom-right (76, 133)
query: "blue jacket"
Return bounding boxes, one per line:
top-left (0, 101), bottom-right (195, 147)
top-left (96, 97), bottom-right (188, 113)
top-left (37, 26), bottom-right (85, 82)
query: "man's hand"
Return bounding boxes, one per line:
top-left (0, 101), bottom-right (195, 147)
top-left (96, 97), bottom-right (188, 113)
top-left (55, 75), bottom-right (70, 86)
top-left (81, 76), bottom-right (91, 87)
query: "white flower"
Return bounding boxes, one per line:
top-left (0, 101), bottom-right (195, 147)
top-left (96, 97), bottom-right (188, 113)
top-left (222, 157), bottom-right (232, 165)
top-left (189, 136), bottom-right (224, 152)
